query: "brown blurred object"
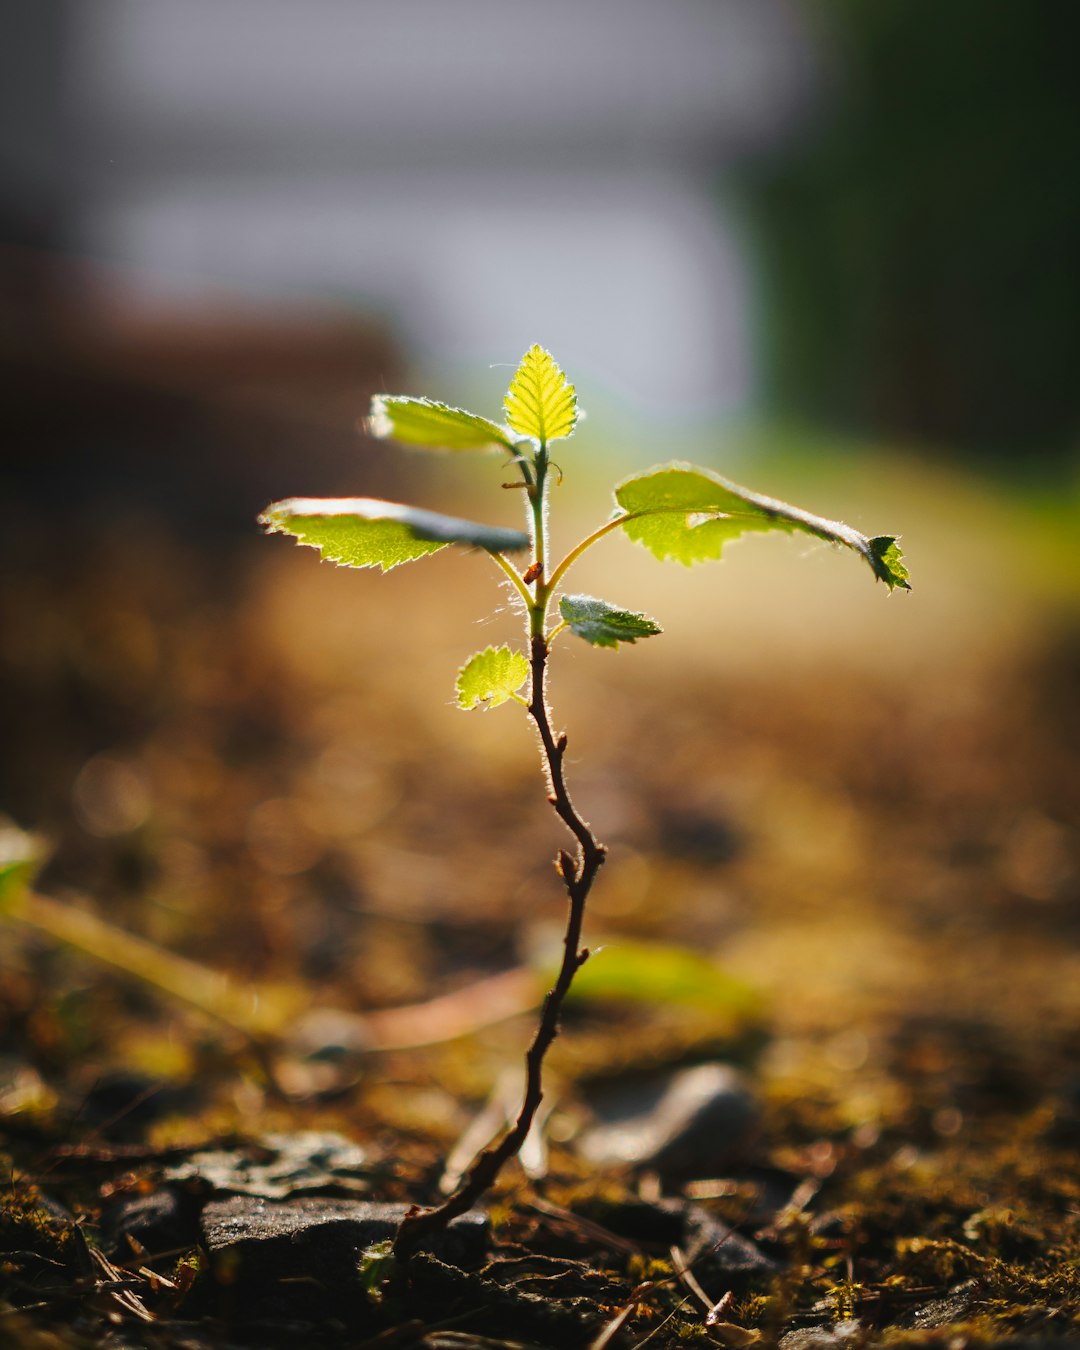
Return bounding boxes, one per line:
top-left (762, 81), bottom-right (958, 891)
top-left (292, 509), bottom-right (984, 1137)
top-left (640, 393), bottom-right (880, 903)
top-left (0, 243), bottom-right (403, 528)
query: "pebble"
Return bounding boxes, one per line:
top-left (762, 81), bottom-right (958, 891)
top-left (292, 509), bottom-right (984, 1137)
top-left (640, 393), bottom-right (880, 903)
top-left (202, 1196), bottom-right (489, 1301)
top-left (579, 1062), bottom-right (760, 1178)
top-left (77, 1070), bottom-right (196, 1139)
top-left (585, 1196), bottom-right (777, 1292)
top-left (101, 1186), bottom-right (203, 1264)
top-left (779, 1323), bottom-right (864, 1350)
top-left (166, 1129), bottom-right (372, 1199)
top-left (901, 1279), bottom-right (978, 1330)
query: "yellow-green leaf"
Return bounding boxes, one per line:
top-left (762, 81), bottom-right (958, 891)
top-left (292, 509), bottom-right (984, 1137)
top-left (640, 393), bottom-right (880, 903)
top-left (556, 939), bottom-right (762, 1015)
top-left (456, 646), bottom-right (530, 711)
top-left (260, 498), bottom-right (529, 572)
top-left (614, 463), bottom-right (911, 590)
top-left (0, 819), bottom-right (45, 915)
top-left (503, 345), bottom-right (578, 444)
top-left (368, 396), bottom-right (515, 452)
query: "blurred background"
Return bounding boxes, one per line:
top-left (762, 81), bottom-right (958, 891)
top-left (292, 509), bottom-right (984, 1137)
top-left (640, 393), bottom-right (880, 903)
top-left (1, 0), bottom-right (1079, 1150)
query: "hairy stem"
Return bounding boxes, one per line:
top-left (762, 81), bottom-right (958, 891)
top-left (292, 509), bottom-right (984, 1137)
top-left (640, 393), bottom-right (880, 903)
top-left (528, 445), bottom-right (550, 639)
top-left (394, 451), bottom-right (606, 1258)
top-left (486, 548), bottom-right (533, 608)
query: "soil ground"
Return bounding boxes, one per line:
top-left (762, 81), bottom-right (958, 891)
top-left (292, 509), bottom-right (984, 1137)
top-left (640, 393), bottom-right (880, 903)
top-left (1, 452), bottom-right (1078, 1347)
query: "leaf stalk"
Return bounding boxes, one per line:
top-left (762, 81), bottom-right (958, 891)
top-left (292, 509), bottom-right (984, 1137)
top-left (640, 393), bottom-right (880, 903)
top-left (546, 513), bottom-right (630, 594)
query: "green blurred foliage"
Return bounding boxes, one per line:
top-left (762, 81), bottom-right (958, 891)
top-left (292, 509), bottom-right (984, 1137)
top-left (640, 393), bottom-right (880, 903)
top-left (744, 0), bottom-right (1080, 464)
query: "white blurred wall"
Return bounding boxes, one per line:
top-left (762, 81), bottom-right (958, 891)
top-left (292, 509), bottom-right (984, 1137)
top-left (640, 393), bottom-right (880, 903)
top-left (12, 0), bottom-right (822, 425)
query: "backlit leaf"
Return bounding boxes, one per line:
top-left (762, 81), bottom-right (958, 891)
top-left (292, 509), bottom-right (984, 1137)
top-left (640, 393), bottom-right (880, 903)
top-left (503, 345), bottom-right (578, 444)
top-left (367, 395), bottom-right (515, 452)
top-left (260, 498), bottom-right (530, 572)
top-left (868, 535), bottom-right (911, 591)
top-left (456, 646), bottom-right (530, 711)
top-left (559, 594), bottom-right (663, 649)
top-left (0, 819), bottom-right (44, 915)
top-left (614, 463), bottom-right (911, 589)
top-left (557, 939), bottom-right (762, 1015)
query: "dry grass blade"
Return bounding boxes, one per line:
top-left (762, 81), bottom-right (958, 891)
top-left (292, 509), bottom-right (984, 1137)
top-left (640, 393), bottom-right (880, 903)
top-left (88, 1247), bottom-right (154, 1323)
top-left (588, 1297), bottom-right (637, 1350)
top-left (669, 1243), bottom-right (715, 1314)
top-left (437, 1069), bottom-right (518, 1196)
top-left (525, 1197), bottom-right (641, 1256)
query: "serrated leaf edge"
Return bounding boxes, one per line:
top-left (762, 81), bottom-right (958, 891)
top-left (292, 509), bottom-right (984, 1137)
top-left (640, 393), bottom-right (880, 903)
top-left (455, 645), bottom-right (530, 711)
top-left (613, 462), bottom-right (911, 590)
top-left (367, 394), bottom-right (516, 452)
top-left (503, 344), bottom-right (578, 444)
top-left (558, 593), bottom-right (663, 648)
top-left (259, 497), bottom-right (530, 562)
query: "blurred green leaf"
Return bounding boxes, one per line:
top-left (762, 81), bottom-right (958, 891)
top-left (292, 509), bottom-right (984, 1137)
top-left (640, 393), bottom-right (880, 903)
top-left (504, 345), bottom-right (578, 444)
top-left (368, 395), bottom-right (516, 452)
top-left (456, 646), bottom-right (530, 711)
top-left (259, 498), bottom-right (530, 572)
top-left (559, 594), bottom-right (663, 649)
top-left (614, 463), bottom-right (910, 590)
top-left (561, 938), bottom-right (762, 1014)
top-left (0, 820), bottom-right (44, 914)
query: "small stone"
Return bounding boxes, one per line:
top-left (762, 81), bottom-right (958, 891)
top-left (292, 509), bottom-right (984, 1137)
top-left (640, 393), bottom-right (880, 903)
top-left (681, 1201), bottom-right (778, 1289)
top-left (779, 1323), bottom-right (864, 1350)
top-left (900, 1279), bottom-right (978, 1330)
top-left (579, 1063), bottom-right (760, 1179)
top-left (656, 805), bottom-right (741, 863)
top-left (581, 1196), bottom-right (776, 1291)
top-left (167, 1130), bottom-right (372, 1199)
top-left (101, 1186), bottom-right (203, 1263)
top-left (77, 1070), bottom-right (196, 1139)
top-left (290, 1007), bottom-right (374, 1061)
top-left (202, 1196), bottom-right (489, 1306)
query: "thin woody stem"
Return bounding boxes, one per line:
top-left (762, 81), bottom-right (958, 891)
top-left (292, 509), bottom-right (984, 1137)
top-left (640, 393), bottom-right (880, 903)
top-left (393, 635), bottom-right (605, 1256)
top-left (394, 450), bottom-right (606, 1259)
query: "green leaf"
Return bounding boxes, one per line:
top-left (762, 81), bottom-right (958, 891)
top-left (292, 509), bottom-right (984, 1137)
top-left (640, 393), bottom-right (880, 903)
top-left (456, 646), bottom-right (530, 711)
top-left (556, 939), bottom-right (762, 1015)
top-left (614, 463), bottom-right (911, 589)
top-left (868, 535), bottom-right (911, 591)
top-left (0, 819), bottom-right (45, 914)
top-left (503, 345), bottom-right (578, 444)
top-left (559, 594), bottom-right (662, 649)
top-left (367, 395), bottom-right (515, 452)
top-left (259, 498), bottom-right (530, 572)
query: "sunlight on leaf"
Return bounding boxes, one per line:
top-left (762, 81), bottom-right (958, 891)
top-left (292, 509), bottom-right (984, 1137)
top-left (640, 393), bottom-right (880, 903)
top-left (0, 819), bottom-right (44, 914)
top-left (260, 498), bottom-right (530, 572)
top-left (614, 463), bottom-right (911, 589)
top-left (456, 646), bottom-right (530, 711)
top-left (557, 939), bottom-right (762, 1015)
top-left (559, 594), bottom-right (663, 649)
top-left (868, 535), bottom-right (911, 591)
top-left (503, 345), bottom-right (578, 444)
top-left (367, 395), bottom-right (515, 452)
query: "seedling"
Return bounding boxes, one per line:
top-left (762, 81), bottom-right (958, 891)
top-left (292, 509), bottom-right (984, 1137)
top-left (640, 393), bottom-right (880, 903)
top-left (259, 345), bottom-right (909, 1253)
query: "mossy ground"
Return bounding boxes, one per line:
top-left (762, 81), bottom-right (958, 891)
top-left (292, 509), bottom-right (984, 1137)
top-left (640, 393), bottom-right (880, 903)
top-left (1, 471), bottom-right (1078, 1346)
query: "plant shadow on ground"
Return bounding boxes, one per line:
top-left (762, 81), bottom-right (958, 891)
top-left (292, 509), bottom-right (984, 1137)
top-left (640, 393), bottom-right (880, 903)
top-left (1, 479), bottom-right (1079, 1348)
